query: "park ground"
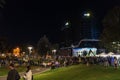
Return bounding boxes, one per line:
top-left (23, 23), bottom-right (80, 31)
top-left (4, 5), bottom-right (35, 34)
top-left (33, 64), bottom-right (120, 80)
top-left (1, 64), bottom-right (120, 80)
top-left (0, 66), bottom-right (49, 80)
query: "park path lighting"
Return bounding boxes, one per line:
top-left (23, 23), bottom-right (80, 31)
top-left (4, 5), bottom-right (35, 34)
top-left (52, 49), bottom-right (57, 58)
top-left (1, 53), bottom-right (6, 58)
top-left (27, 46), bottom-right (33, 60)
top-left (52, 49), bottom-right (57, 54)
top-left (28, 46), bottom-right (33, 55)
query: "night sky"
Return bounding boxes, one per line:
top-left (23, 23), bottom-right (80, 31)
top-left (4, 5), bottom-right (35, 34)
top-left (0, 0), bottom-right (120, 45)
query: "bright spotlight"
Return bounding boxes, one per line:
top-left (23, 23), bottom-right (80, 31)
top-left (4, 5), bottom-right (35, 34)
top-left (84, 13), bottom-right (90, 17)
top-left (65, 22), bottom-right (69, 26)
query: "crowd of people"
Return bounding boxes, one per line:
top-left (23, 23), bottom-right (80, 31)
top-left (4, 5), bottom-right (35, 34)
top-left (38, 55), bottom-right (120, 69)
top-left (1, 54), bottom-right (120, 80)
top-left (79, 56), bottom-right (120, 69)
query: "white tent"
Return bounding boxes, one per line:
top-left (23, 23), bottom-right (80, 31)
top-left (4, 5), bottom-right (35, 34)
top-left (108, 52), bottom-right (114, 55)
top-left (97, 52), bottom-right (107, 57)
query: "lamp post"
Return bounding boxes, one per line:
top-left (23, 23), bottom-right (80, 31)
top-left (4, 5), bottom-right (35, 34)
top-left (64, 21), bottom-right (70, 46)
top-left (52, 49), bottom-right (57, 59)
top-left (28, 46), bottom-right (33, 56)
top-left (52, 49), bottom-right (57, 55)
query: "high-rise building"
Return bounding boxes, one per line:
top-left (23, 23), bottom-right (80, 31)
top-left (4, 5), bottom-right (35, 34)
top-left (80, 12), bottom-right (100, 39)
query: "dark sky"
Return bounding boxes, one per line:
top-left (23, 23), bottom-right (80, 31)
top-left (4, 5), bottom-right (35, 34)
top-left (0, 0), bottom-right (120, 45)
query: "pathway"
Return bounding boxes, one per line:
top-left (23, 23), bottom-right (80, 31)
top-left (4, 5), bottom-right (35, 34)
top-left (0, 67), bottom-right (50, 80)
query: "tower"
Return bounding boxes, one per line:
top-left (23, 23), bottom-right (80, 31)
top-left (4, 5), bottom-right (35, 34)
top-left (80, 11), bottom-right (100, 39)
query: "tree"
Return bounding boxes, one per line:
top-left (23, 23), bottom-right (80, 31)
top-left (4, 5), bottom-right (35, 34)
top-left (51, 44), bottom-right (59, 50)
top-left (100, 6), bottom-right (120, 51)
top-left (0, 37), bottom-right (8, 53)
top-left (37, 35), bottom-right (51, 56)
top-left (0, 0), bottom-right (6, 8)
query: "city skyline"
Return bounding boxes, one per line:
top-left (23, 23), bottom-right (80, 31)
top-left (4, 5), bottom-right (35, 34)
top-left (0, 0), bottom-right (119, 45)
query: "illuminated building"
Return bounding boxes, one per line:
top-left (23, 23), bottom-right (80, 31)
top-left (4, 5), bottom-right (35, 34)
top-left (80, 11), bottom-right (100, 39)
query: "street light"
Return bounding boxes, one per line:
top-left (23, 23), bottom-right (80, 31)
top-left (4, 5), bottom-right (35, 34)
top-left (84, 12), bottom-right (90, 17)
top-left (52, 49), bottom-right (57, 59)
top-left (65, 22), bottom-right (69, 26)
top-left (52, 49), bottom-right (57, 54)
top-left (28, 46), bottom-right (33, 55)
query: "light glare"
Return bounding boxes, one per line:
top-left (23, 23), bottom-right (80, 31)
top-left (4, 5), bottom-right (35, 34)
top-left (84, 13), bottom-right (90, 17)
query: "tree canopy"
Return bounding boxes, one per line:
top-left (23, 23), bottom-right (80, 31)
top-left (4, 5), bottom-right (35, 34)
top-left (37, 35), bottom-right (51, 56)
top-left (0, 0), bottom-right (6, 8)
top-left (101, 6), bottom-right (120, 52)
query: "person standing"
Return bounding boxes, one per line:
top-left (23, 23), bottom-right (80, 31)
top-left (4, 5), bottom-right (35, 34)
top-left (7, 63), bottom-right (20, 80)
top-left (114, 57), bottom-right (118, 69)
top-left (23, 65), bottom-right (33, 80)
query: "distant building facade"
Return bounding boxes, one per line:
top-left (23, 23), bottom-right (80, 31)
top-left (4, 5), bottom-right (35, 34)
top-left (80, 11), bottom-right (100, 39)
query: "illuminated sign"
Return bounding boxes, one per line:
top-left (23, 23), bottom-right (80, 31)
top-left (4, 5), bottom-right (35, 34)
top-left (72, 48), bottom-right (97, 57)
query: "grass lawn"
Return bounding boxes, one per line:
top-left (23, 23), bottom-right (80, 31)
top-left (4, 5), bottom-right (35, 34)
top-left (0, 67), bottom-right (9, 76)
top-left (0, 66), bottom-right (39, 76)
top-left (0, 66), bottom-right (27, 76)
top-left (31, 64), bottom-right (120, 80)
